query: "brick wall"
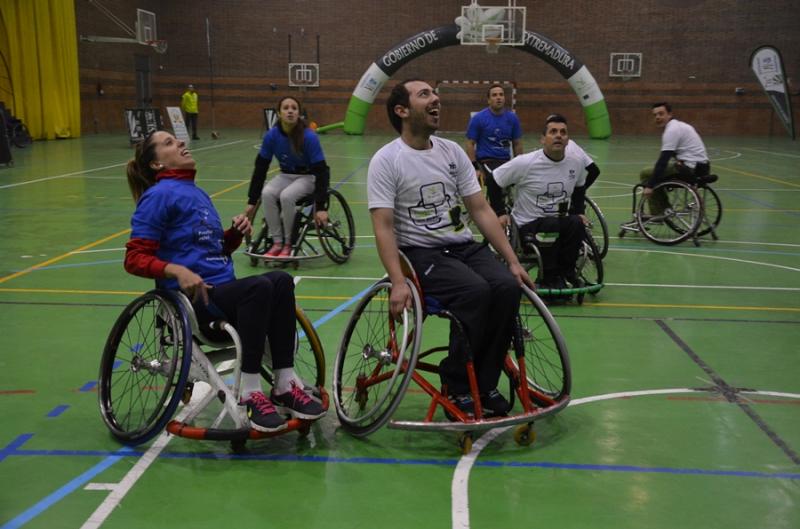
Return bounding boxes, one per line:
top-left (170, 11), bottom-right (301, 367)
top-left (77, 0), bottom-right (800, 136)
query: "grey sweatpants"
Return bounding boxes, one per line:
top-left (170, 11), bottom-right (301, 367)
top-left (261, 172), bottom-right (315, 243)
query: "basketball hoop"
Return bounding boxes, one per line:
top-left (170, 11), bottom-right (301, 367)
top-left (485, 37), bottom-right (501, 54)
top-left (147, 40), bottom-right (168, 54)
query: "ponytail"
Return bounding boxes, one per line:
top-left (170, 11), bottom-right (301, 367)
top-left (126, 134), bottom-right (160, 202)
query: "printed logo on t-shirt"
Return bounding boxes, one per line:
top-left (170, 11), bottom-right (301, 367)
top-left (407, 182), bottom-right (464, 232)
top-left (536, 183), bottom-right (568, 213)
top-left (194, 206), bottom-right (224, 250)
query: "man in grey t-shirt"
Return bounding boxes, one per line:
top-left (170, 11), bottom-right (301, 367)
top-left (367, 79), bottom-right (532, 418)
top-left (640, 102), bottom-right (710, 212)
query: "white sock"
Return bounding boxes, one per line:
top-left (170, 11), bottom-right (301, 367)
top-left (240, 372), bottom-right (263, 401)
top-left (273, 367), bottom-right (304, 394)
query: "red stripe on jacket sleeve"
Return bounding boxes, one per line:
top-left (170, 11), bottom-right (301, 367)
top-left (124, 238), bottom-right (169, 278)
top-left (223, 228), bottom-right (243, 255)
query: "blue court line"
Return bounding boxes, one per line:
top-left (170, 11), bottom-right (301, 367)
top-left (46, 405), bottom-right (69, 418)
top-left (0, 433), bottom-right (33, 462)
top-left (721, 189), bottom-right (800, 218)
top-left (3, 445), bottom-right (799, 481)
top-left (10, 259), bottom-right (122, 273)
top-left (78, 381), bottom-right (97, 392)
top-left (311, 282), bottom-right (376, 329)
top-left (0, 452), bottom-right (132, 529)
top-left (332, 159), bottom-right (369, 190)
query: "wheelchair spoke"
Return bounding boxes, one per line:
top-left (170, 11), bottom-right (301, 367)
top-left (334, 281), bottom-right (421, 436)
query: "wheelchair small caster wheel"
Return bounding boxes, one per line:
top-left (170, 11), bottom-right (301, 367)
top-left (576, 293), bottom-right (585, 305)
top-left (249, 256), bottom-right (259, 266)
top-left (181, 383), bottom-right (194, 404)
top-left (458, 432), bottom-right (473, 455)
top-left (298, 422), bottom-right (312, 437)
top-left (231, 439), bottom-right (249, 454)
top-left (513, 423), bottom-right (535, 447)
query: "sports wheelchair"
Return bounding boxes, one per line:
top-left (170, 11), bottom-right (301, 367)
top-left (0, 103), bottom-right (32, 148)
top-left (244, 188), bottom-right (355, 267)
top-left (99, 290), bottom-right (327, 450)
top-left (583, 195), bottom-right (609, 260)
top-left (333, 253), bottom-right (571, 454)
top-left (509, 217), bottom-right (604, 304)
top-left (480, 164), bottom-right (605, 303)
top-left (618, 174), bottom-right (721, 246)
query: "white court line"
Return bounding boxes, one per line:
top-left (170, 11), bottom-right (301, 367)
top-left (741, 147), bottom-right (800, 159)
top-left (450, 387), bottom-right (800, 529)
top-left (604, 282), bottom-right (800, 292)
top-left (610, 237), bottom-right (800, 248)
top-left (612, 247), bottom-right (800, 272)
top-left (80, 384), bottom-right (212, 529)
top-left (0, 140), bottom-right (245, 189)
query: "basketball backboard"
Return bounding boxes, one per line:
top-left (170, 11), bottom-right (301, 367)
top-left (456, 2), bottom-right (526, 46)
top-left (289, 63), bottom-right (320, 88)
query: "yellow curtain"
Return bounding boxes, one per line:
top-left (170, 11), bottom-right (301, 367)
top-left (0, 0), bottom-right (80, 139)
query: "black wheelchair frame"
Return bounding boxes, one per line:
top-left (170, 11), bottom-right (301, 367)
top-left (245, 188), bottom-right (355, 267)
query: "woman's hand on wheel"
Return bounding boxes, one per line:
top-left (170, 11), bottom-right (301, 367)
top-left (314, 209), bottom-right (329, 227)
top-left (231, 213), bottom-right (253, 236)
top-left (169, 265), bottom-right (210, 306)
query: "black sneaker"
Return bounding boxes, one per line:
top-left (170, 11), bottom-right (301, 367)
top-left (241, 391), bottom-right (287, 432)
top-left (481, 389), bottom-right (511, 416)
top-left (445, 393), bottom-right (476, 421)
top-left (564, 274), bottom-right (584, 289)
top-left (271, 381), bottom-right (326, 420)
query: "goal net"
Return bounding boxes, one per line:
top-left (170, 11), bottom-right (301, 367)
top-left (434, 80), bottom-right (518, 134)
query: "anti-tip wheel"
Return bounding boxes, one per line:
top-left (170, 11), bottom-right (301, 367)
top-left (513, 423), bottom-right (536, 446)
top-left (459, 432), bottom-right (473, 455)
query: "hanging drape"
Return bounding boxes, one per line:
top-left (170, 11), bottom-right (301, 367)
top-left (0, 0), bottom-right (81, 139)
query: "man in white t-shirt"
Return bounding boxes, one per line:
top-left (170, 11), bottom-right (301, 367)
top-left (367, 79), bottom-right (532, 418)
top-left (640, 102), bottom-right (710, 212)
top-left (493, 114), bottom-right (588, 289)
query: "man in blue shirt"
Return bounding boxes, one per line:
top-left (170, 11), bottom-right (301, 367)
top-left (465, 84), bottom-right (523, 228)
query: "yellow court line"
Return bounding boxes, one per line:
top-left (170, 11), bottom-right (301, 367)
top-left (1, 287), bottom-right (798, 313)
top-left (0, 174), bottom-right (266, 286)
top-left (0, 287), bottom-right (353, 302)
top-left (0, 287), bottom-right (144, 296)
top-left (0, 229), bottom-right (132, 284)
top-left (714, 164), bottom-right (800, 188)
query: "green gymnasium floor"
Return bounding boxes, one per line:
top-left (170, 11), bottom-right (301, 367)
top-left (0, 131), bottom-right (798, 529)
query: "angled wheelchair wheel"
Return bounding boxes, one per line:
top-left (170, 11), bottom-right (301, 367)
top-left (636, 181), bottom-right (702, 245)
top-left (578, 236), bottom-right (604, 289)
top-left (333, 279), bottom-right (422, 437)
top-left (260, 306), bottom-right (325, 396)
top-left (98, 290), bottom-right (192, 445)
top-left (583, 196), bottom-right (609, 259)
top-left (512, 286), bottom-right (571, 403)
top-left (245, 218), bottom-right (272, 266)
top-left (12, 123), bottom-right (32, 148)
top-left (695, 186), bottom-right (722, 238)
top-left (318, 188), bottom-right (356, 264)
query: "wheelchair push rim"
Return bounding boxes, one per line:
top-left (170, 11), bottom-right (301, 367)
top-left (317, 188), bottom-right (356, 264)
top-left (333, 279), bottom-right (423, 437)
top-left (636, 181), bottom-right (702, 245)
top-left (98, 290), bottom-right (192, 445)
